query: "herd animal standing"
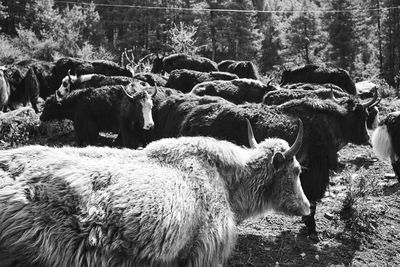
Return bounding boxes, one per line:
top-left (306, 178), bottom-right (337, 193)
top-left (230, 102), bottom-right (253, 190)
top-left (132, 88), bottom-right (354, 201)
top-left (0, 53), bottom-right (394, 265)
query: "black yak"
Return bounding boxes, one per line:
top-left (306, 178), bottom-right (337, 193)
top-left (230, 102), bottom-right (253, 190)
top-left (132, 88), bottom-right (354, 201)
top-left (118, 84), bottom-right (158, 148)
top-left (53, 57), bottom-right (132, 83)
top-left (165, 69), bottom-right (238, 93)
top-left (54, 72), bottom-right (144, 100)
top-left (150, 92), bottom-right (377, 240)
top-left (217, 59), bottom-right (236, 72)
top-left (0, 122), bottom-right (309, 266)
top-left (280, 64), bottom-right (357, 95)
top-left (191, 78), bottom-right (279, 104)
top-left (132, 72), bottom-right (168, 87)
top-left (40, 85), bottom-right (127, 146)
top-left (263, 87), bottom-right (381, 130)
top-left (226, 61), bottom-right (261, 80)
top-left (372, 111), bottom-right (400, 182)
top-left (151, 53), bottom-right (219, 74)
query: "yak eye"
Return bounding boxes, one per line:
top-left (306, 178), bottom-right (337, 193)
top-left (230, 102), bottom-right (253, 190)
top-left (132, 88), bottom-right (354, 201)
top-left (62, 81), bottom-right (69, 87)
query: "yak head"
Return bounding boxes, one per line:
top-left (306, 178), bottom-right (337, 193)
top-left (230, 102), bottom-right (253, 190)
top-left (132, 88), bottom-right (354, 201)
top-left (123, 83), bottom-right (157, 130)
top-left (246, 119), bottom-right (310, 217)
top-left (40, 95), bottom-right (63, 121)
top-left (151, 54), bottom-right (164, 74)
top-left (55, 70), bottom-right (94, 101)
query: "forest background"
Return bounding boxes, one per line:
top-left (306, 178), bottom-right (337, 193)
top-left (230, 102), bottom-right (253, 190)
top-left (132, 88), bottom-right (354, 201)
top-left (0, 0), bottom-right (399, 87)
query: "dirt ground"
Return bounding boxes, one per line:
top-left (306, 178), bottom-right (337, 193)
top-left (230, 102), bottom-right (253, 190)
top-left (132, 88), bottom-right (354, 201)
top-left (1, 98), bottom-right (400, 267)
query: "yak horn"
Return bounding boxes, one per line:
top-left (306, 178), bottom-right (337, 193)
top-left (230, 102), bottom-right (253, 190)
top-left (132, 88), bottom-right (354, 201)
top-left (369, 97), bottom-right (381, 108)
top-left (329, 86), bottom-right (339, 102)
top-left (362, 88), bottom-right (379, 108)
top-left (283, 119), bottom-right (303, 158)
top-left (122, 85), bottom-right (134, 100)
top-left (246, 118), bottom-right (258, 148)
top-left (152, 84), bottom-right (158, 97)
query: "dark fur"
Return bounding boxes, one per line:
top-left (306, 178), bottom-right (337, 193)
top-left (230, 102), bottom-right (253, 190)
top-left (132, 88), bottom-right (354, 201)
top-left (165, 69), bottom-right (238, 93)
top-left (191, 78), bottom-right (279, 104)
top-left (132, 72), bottom-right (168, 87)
top-left (118, 85), bottom-right (180, 148)
top-left (151, 94), bottom-right (370, 235)
top-left (263, 87), bottom-right (349, 106)
top-left (217, 60), bottom-right (236, 72)
top-left (40, 85), bottom-right (125, 146)
top-left (280, 65), bottom-right (357, 95)
top-left (23, 62), bottom-right (55, 112)
top-left (263, 87), bottom-right (379, 130)
top-left (53, 57), bottom-right (132, 83)
top-left (226, 61), bottom-right (260, 80)
top-left (151, 53), bottom-right (219, 74)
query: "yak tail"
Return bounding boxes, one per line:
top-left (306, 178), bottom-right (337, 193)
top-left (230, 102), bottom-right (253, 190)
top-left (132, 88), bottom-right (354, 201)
top-left (371, 125), bottom-right (393, 160)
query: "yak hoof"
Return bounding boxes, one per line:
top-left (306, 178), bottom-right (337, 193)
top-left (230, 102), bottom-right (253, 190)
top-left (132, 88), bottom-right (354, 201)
top-left (307, 232), bottom-right (320, 242)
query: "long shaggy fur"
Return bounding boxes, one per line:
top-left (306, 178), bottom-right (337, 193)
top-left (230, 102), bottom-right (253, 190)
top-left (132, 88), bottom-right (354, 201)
top-left (151, 53), bottom-right (218, 74)
top-left (372, 125), bottom-right (393, 160)
top-left (40, 85), bottom-right (125, 146)
top-left (165, 69), bottom-right (238, 93)
top-left (280, 64), bottom-right (357, 95)
top-left (0, 134), bottom-right (309, 266)
top-left (190, 78), bottom-right (277, 104)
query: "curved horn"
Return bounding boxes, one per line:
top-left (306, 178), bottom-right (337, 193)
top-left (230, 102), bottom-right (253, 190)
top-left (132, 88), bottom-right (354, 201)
top-left (152, 84), bottom-right (158, 98)
top-left (246, 118), bottom-right (258, 148)
top-left (122, 85), bottom-right (134, 100)
top-left (362, 88), bottom-right (379, 108)
top-left (369, 97), bottom-right (381, 108)
top-left (67, 69), bottom-right (72, 80)
top-left (330, 86), bottom-right (339, 102)
top-left (283, 119), bottom-right (303, 158)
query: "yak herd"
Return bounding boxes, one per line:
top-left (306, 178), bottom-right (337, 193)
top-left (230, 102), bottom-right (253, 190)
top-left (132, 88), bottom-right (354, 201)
top-left (0, 52), bottom-right (397, 266)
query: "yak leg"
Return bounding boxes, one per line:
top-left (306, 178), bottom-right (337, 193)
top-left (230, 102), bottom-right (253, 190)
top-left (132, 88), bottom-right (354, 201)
top-left (391, 159), bottom-right (400, 183)
top-left (302, 201), bottom-right (319, 241)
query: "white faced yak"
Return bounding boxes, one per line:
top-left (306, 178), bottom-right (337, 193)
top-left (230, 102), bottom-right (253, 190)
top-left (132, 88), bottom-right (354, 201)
top-left (190, 78), bottom-right (279, 104)
top-left (0, 122), bottom-right (309, 267)
top-left (149, 92), bottom-right (376, 241)
top-left (165, 69), bottom-right (238, 93)
top-left (151, 53), bottom-right (219, 74)
top-left (280, 64), bottom-right (357, 95)
top-left (372, 111), bottom-right (400, 182)
top-left (40, 83), bottom-right (156, 147)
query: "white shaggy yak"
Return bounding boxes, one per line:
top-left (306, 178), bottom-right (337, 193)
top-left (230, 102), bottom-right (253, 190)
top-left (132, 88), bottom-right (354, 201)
top-left (372, 111), bottom-right (400, 181)
top-left (0, 121), bottom-right (309, 267)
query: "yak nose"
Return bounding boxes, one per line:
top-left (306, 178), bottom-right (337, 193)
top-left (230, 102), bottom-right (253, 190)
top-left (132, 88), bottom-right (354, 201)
top-left (143, 122), bottom-right (154, 130)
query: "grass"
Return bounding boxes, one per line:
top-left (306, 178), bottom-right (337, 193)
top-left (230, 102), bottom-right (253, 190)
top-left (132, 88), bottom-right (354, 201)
top-left (339, 170), bottom-right (388, 235)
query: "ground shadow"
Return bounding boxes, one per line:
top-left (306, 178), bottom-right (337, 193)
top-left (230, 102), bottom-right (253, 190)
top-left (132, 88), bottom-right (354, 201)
top-left (228, 227), bottom-right (361, 267)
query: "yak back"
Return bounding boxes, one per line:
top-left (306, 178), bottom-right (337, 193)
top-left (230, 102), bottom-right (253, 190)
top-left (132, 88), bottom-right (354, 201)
top-left (153, 93), bottom-right (225, 138)
top-left (41, 85), bottom-right (124, 132)
top-left (263, 88), bottom-right (349, 106)
top-left (217, 60), bottom-right (236, 72)
top-left (191, 78), bottom-right (276, 104)
top-left (281, 64), bottom-right (357, 95)
top-left (166, 69), bottom-right (238, 93)
top-left (53, 57), bottom-right (132, 85)
top-left (161, 53), bottom-right (219, 73)
top-left (226, 61), bottom-right (260, 80)
top-left (132, 72), bottom-right (168, 87)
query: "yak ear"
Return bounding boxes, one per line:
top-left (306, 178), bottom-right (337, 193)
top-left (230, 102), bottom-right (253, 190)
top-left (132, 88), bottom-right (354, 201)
top-left (272, 152), bottom-right (285, 170)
